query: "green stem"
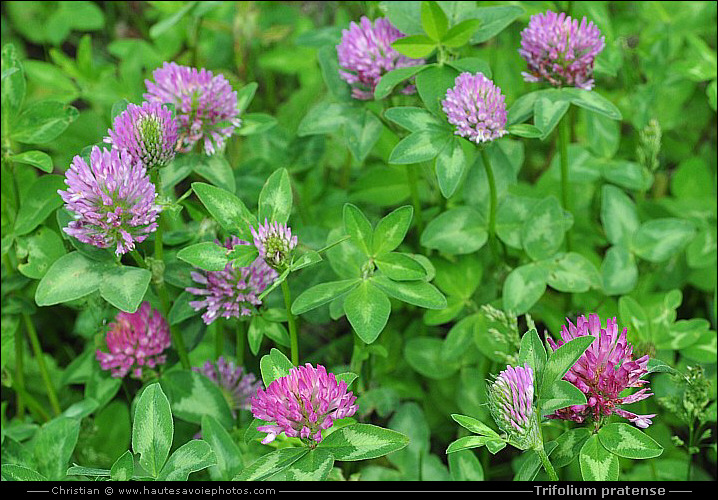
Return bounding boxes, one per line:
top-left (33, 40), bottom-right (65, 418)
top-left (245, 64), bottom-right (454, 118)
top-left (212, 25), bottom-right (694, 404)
top-left (281, 280), bottom-right (299, 366)
top-left (4, 253), bottom-right (25, 418)
top-left (558, 118), bottom-right (573, 252)
top-left (480, 148), bottom-right (501, 259)
top-left (13, 385), bottom-right (50, 422)
top-left (23, 314), bottom-right (61, 416)
top-left (214, 320), bottom-right (223, 360)
top-left (535, 445), bottom-right (559, 481)
top-left (130, 249), bottom-right (147, 268)
top-left (236, 320), bottom-right (246, 366)
top-left (406, 165), bottom-right (424, 234)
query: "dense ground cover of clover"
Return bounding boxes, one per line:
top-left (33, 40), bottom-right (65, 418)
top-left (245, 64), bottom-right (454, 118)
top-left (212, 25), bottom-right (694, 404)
top-left (1, 1), bottom-right (716, 483)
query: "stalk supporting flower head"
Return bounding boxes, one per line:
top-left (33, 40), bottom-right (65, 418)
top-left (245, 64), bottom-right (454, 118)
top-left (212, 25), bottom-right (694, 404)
top-left (105, 101), bottom-right (178, 170)
top-left (519, 10), bottom-right (605, 90)
top-left (337, 16), bottom-right (425, 100)
top-left (489, 363), bottom-right (541, 449)
top-left (251, 219), bottom-right (298, 270)
top-left (96, 302), bottom-right (171, 378)
top-left (251, 363), bottom-right (358, 444)
top-left (186, 236), bottom-right (277, 325)
top-left (144, 62), bottom-right (241, 155)
top-left (194, 356), bottom-right (262, 417)
top-left (442, 72), bottom-right (508, 144)
top-left (59, 146), bottom-right (162, 255)
top-left (547, 314), bottom-right (656, 428)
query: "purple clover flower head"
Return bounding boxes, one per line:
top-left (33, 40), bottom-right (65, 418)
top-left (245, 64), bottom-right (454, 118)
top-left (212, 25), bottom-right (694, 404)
top-left (546, 314), bottom-right (656, 428)
top-left (337, 16), bottom-right (425, 100)
top-left (186, 236), bottom-right (277, 325)
top-left (104, 101), bottom-right (178, 170)
top-left (251, 363), bottom-right (358, 444)
top-left (144, 62), bottom-right (241, 155)
top-left (96, 302), bottom-right (171, 379)
top-left (251, 219), bottom-right (298, 270)
top-left (519, 10), bottom-right (605, 90)
top-left (58, 146), bottom-right (162, 256)
top-left (489, 363), bottom-right (541, 449)
top-left (441, 72), bottom-right (508, 144)
top-left (194, 356), bottom-right (262, 417)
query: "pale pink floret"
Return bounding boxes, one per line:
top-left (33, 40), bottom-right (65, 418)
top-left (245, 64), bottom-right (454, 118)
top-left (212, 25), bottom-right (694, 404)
top-left (144, 62), bottom-right (241, 155)
top-left (546, 314), bottom-right (656, 428)
top-left (490, 364), bottom-right (537, 439)
top-left (58, 146), bottom-right (161, 255)
top-left (194, 356), bottom-right (262, 417)
top-left (519, 10), bottom-right (605, 90)
top-left (251, 364), bottom-right (358, 444)
top-left (336, 16), bottom-right (425, 100)
top-left (250, 219), bottom-right (298, 269)
top-left (96, 302), bottom-right (171, 379)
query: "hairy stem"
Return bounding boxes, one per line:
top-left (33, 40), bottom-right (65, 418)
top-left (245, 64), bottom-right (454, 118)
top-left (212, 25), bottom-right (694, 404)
top-left (480, 147), bottom-right (502, 259)
top-left (281, 280), bottom-right (299, 366)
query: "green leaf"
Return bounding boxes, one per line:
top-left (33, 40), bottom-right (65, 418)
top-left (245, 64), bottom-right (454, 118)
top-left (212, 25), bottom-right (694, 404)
top-left (540, 336), bottom-right (595, 399)
top-left (177, 242), bottom-right (229, 271)
top-left (517, 328), bottom-right (547, 386)
top-left (233, 448), bottom-right (308, 481)
top-left (111, 98), bottom-right (130, 121)
top-left (193, 155), bottom-right (235, 193)
top-left (156, 439), bottom-right (216, 481)
top-left (291, 279), bottom-right (361, 315)
top-left (561, 88), bottom-right (622, 120)
top-left (534, 97), bottom-right (570, 140)
top-left (99, 266), bottom-right (151, 313)
top-left (421, 206), bottom-right (488, 254)
top-left (442, 19), bottom-right (482, 47)
top-left (236, 82), bottom-right (258, 114)
top-left (344, 109), bottom-right (384, 162)
top-left (404, 336), bottom-right (460, 379)
top-left (33, 417), bottom-right (81, 480)
top-left (446, 57), bottom-right (492, 77)
top-left (502, 263), bottom-right (548, 315)
top-left (372, 275), bottom-right (446, 309)
top-left (192, 182), bottom-right (256, 239)
top-left (160, 369), bottom-right (234, 429)
top-left (259, 348), bottom-right (294, 386)
top-left (343, 203), bottom-right (373, 256)
top-left (10, 150), bottom-right (53, 173)
top-left (285, 448), bottom-right (335, 481)
top-left (298, 102), bottom-right (350, 136)
top-left (586, 111), bottom-right (620, 158)
top-left (469, 5), bottom-right (524, 43)
top-left (14, 174), bottom-right (65, 236)
top-left (201, 415), bottom-right (243, 481)
top-left (546, 252), bottom-right (601, 293)
top-left (238, 113), bottom-right (277, 136)
top-left (1, 44), bottom-right (26, 129)
top-left (448, 449), bottom-right (484, 481)
top-left (446, 435), bottom-right (503, 454)
top-left (110, 450), bottom-right (134, 481)
top-left (343, 281), bottom-right (391, 344)
top-left (35, 252), bottom-right (106, 306)
top-left (383, 105), bottom-right (446, 133)
top-left (450, 414), bottom-right (500, 438)
top-left (416, 64), bottom-right (459, 116)
top-left (11, 101), bottom-right (79, 144)
top-left (552, 428), bottom-right (591, 468)
top-left (132, 383), bottom-right (173, 478)
top-left (149, 1), bottom-right (198, 38)
top-left (521, 196), bottom-right (567, 261)
top-left (2, 464), bottom-right (48, 481)
top-left (496, 195), bottom-right (538, 249)
top-left (17, 226), bottom-right (66, 279)
top-left (375, 252), bottom-right (426, 281)
top-left (507, 123), bottom-right (543, 138)
top-left (374, 65), bottom-right (428, 100)
top-left (601, 185), bottom-right (639, 247)
top-left (228, 244), bottom-right (259, 268)
top-left (579, 434), bottom-right (619, 481)
top-left (435, 136), bottom-right (468, 198)
top-left (632, 218), bottom-right (696, 263)
top-left (389, 130), bottom-right (451, 164)
top-left (258, 168), bottom-right (292, 225)
top-left (538, 379), bottom-right (588, 415)
top-left (598, 423), bottom-right (663, 460)
top-left (317, 423), bottom-right (409, 461)
top-left (372, 205), bottom-right (414, 256)
top-left (601, 245), bottom-right (638, 296)
top-left (421, 1), bottom-right (448, 41)
top-left (391, 34), bottom-right (437, 59)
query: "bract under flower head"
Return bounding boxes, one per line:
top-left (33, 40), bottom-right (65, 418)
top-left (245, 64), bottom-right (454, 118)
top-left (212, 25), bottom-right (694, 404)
top-left (519, 10), bottom-right (605, 90)
top-left (105, 101), bottom-right (178, 170)
top-left (58, 146), bottom-right (162, 255)
top-left (441, 72), bottom-right (508, 144)
top-left (186, 236), bottom-right (277, 325)
top-left (96, 302), bottom-right (171, 378)
top-left (547, 314), bottom-right (656, 428)
top-left (251, 219), bottom-right (298, 270)
top-left (489, 363), bottom-right (541, 449)
top-left (251, 363), bottom-right (358, 444)
top-left (194, 356), bottom-right (262, 417)
top-left (144, 62), bottom-right (241, 155)
top-left (337, 16), bottom-right (425, 100)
